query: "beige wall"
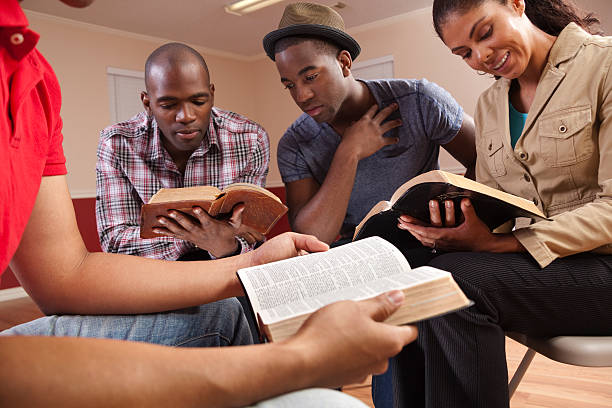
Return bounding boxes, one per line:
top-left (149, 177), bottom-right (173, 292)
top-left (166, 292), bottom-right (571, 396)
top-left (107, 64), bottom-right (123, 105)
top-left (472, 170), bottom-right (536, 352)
top-left (252, 8), bottom-right (495, 181)
top-left (247, 58), bottom-right (302, 186)
top-left (27, 11), bottom-right (257, 196)
top-left (26, 7), bottom-right (494, 194)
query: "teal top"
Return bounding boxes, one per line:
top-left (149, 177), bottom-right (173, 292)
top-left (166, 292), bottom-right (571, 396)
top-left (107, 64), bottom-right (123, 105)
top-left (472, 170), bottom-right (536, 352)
top-left (509, 99), bottom-right (528, 149)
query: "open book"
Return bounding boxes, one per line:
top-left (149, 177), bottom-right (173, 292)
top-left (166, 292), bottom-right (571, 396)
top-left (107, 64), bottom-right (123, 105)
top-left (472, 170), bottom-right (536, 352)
top-left (237, 236), bottom-right (472, 342)
top-left (354, 170), bottom-right (548, 244)
top-left (140, 183), bottom-right (288, 239)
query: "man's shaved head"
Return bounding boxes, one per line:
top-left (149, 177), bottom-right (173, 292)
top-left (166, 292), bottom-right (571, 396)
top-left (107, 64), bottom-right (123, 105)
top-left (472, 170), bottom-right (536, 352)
top-left (144, 43), bottom-right (209, 90)
top-left (141, 42), bottom-right (215, 168)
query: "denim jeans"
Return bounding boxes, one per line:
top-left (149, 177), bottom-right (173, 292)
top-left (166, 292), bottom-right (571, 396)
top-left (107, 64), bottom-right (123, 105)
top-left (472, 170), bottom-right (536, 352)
top-left (1, 297), bottom-right (253, 347)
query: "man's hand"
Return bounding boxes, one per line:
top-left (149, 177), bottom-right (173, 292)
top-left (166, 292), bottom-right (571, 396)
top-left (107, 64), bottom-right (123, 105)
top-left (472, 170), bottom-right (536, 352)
top-left (339, 103), bottom-right (402, 160)
top-left (284, 290), bottom-right (417, 388)
top-left (398, 198), bottom-right (524, 253)
top-left (247, 232), bottom-right (329, 267)
top-left (153, 204), bottom-right (261, 258)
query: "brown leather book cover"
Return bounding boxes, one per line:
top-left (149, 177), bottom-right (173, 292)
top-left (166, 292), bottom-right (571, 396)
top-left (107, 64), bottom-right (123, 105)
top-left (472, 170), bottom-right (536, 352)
top-left (140, 183), bottom-right (288, 239)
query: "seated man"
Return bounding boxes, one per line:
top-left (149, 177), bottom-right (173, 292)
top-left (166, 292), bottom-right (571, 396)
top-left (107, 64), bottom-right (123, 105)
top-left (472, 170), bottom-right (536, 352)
top-left (96, 42), bottom-right (269, 260)
top-left (263, 2), bottom-right (477, 245)
top-left (1, 0), bottom-right (417, 405)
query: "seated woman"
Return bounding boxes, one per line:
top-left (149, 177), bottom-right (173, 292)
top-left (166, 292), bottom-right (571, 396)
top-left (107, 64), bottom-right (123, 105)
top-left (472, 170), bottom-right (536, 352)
top-left (375, 0), bottom-right (612, 407)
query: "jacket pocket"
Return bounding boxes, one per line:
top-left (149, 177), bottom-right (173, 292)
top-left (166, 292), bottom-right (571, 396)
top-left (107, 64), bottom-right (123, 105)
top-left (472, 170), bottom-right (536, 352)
top-left (481, 131), bottom-right (507, 177)
top-left (538, 105), bottom-right (593, 167)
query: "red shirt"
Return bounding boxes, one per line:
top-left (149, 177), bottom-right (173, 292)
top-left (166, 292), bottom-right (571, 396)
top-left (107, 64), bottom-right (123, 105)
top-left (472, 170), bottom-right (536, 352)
top-left (1, 0), bottom-right (67, 273)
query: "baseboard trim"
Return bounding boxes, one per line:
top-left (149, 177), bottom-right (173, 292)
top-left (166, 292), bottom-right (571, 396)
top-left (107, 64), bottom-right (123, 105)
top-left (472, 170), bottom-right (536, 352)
top-left (0, 287), bottom-right (28, 302)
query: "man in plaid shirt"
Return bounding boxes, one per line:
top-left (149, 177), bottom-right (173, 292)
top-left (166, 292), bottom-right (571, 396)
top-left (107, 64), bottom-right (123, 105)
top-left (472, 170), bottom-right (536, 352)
top-left (96, 43), bottom-right (270, 261)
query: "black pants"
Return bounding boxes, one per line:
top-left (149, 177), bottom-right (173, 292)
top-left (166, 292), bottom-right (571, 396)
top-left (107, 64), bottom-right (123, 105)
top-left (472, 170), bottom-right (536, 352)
top-left (374, 248), bottom-right (612, 408)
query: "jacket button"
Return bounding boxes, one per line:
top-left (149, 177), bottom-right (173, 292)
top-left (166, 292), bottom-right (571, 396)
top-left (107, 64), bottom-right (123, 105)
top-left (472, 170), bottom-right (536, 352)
top-left (559, 124), bottom-right (567, 133)
top-left (518, 151), bottom-right (528, 160)
top-left (10, 33), bottom-right (24, 45)
top-left (488, 142), bottom-right (492, 151)
top-left (524, 174), bottom-right (531, 182)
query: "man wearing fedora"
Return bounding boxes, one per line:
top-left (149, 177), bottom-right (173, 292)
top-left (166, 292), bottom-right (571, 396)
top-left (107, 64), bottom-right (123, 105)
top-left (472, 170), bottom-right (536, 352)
top-left (263, 2), bottom-right (477, 247)
top-left (1, 0), bottom-right (418, 405)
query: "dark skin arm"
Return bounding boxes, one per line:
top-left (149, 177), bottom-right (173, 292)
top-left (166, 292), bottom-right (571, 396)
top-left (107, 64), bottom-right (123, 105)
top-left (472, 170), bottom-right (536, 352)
top-left (11, 175), bottom-right (327, 315)
top-left (0, 291), bottom-right (417, 407)
top-left (441, 112), bottom-right (477, 180)
top-left (286, 104), bottom-right (402, 243)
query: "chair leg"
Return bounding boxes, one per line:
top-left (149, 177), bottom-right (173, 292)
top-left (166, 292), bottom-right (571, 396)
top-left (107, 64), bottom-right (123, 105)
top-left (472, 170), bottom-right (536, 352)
top-left (508, 348), bottom-right (536, 399)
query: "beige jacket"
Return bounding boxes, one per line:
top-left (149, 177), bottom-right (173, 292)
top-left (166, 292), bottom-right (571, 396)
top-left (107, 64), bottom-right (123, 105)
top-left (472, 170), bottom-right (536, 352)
top-left (474, 23), bottom-right (612, 268)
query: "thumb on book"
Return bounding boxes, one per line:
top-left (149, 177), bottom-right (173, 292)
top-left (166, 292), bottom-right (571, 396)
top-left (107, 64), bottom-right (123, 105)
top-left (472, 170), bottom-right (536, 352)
top-left (292, 232), bottom-right (330, 255)
top-left (460, 198), bottom-right (477, 222)
top-left (361, 290), bottom-right (404, 322)
top-left (228, 204), bottom-right (246, 229)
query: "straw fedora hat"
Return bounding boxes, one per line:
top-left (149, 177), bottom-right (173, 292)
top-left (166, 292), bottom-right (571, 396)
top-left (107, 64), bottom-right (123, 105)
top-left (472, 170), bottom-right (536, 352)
top-left (262, 2), bottom-right (361, 61)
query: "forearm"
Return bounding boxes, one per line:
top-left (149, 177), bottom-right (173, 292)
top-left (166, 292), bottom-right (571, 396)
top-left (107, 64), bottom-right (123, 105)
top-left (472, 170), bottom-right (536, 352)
top-left (199, 341), bottom-right (313, 406)
top-left (14, 249), bottom-right (250, 315)
top-left (0, 336), bottom-right (311, 408)
top-left (487, 232), bottom-right (525, 253)
top-left (292, 145), bottom-right (359, 243)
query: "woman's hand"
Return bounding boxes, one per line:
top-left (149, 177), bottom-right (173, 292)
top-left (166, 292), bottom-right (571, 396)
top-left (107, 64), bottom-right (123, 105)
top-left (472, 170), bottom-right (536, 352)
top-left (398, 198), bottom-right (524, 253)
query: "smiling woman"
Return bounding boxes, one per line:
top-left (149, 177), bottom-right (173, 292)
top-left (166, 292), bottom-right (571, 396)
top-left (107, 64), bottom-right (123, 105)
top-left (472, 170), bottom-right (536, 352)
top-left (379, 1), bottom-right (612, 407)
top-left (433, 0), bottom-right (602, 83)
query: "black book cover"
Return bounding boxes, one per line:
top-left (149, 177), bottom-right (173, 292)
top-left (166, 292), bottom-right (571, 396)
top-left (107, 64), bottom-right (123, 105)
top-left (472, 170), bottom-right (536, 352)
top-left (354, 182), bottom-right (548, 252)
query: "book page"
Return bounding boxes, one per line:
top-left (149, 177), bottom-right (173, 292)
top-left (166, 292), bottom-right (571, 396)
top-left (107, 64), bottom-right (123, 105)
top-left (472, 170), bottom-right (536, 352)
top-left (148, 185), bottom-right (221, 203)
top-left (224, 183), bottom-right (283, 203)
top-left (389, 170), bottom-right (543, 216)
top-left (238, 237), bottom-right (449, 325)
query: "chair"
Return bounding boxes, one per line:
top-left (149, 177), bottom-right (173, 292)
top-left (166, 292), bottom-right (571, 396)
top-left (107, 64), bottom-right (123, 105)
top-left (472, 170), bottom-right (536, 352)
top-left (506, 332), bottom-right (612, 398)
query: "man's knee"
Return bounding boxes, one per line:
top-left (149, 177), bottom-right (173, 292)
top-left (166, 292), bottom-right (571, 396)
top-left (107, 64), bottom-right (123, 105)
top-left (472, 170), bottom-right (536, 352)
top-left (192, 297), bottom-right (253, 346)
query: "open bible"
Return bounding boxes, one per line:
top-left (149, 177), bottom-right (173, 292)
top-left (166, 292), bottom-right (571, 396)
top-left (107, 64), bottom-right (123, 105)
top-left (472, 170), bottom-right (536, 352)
top-left (140, 183), bottom-right (288, 239)
top-left (354, 170), bottom-right (548, 246)
top-left (237, 236), bottom-right (472, 342)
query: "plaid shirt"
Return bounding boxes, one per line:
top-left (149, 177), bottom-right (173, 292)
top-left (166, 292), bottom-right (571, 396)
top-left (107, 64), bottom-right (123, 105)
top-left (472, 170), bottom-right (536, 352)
top-left (96, 107), bottom-right (269, 260)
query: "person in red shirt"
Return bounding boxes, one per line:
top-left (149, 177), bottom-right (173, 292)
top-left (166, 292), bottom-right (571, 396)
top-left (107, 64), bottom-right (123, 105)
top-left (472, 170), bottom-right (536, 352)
top-left (0, 0), bottom-right (417, 406)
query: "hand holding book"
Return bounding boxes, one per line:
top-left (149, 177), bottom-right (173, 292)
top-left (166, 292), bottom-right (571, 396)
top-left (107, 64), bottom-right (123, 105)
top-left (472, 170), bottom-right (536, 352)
top-left (286, 289), bottom-right (418, 387)
top-left (354, 170), bottom-right (548, 253)
top-left (158, 203), bottom-right (261, 258)
top-left (237, 236), bottom-right (471, 342)
top-left (398, 197), bottom-right (526, 253)
top-left (140, 183), bottom-right (288, 254)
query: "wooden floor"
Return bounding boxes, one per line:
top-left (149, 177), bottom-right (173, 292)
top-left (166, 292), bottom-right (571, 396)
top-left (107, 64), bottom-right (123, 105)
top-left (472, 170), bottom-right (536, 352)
top-left (343, 340), bottom-right (612, 408)
top-left (2, 296), bottom-right (611, 407)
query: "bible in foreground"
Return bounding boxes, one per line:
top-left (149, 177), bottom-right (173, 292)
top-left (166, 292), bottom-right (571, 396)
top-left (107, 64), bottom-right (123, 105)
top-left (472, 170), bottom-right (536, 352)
top-left (140, 183), bottom-right (288, 239)
top-left (237, 236), bottom-right (472, 342)
top-left (354, 170), bottom-right (548, 244)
